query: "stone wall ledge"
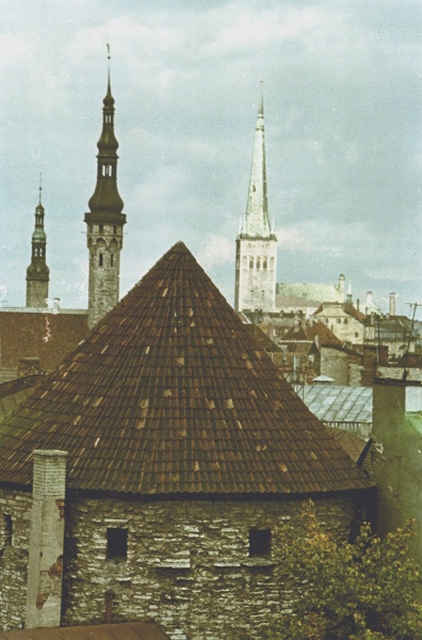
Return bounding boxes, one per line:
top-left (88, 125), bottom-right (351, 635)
top-left (241, 558), bottom-right (275, 568)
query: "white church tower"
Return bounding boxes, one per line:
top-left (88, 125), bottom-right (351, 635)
top-left (235, 88), bottom-right (277, 313)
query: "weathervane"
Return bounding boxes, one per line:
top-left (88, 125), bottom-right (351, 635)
top-left (39, 172), bottom-right (42, 205)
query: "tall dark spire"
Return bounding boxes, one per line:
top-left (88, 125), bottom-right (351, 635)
top-left (84, 48), bottom-right (127, 329)
top-left (26, 174), bottom-right (50, 307)
top-left (86, 47), bottom-right (125, 220)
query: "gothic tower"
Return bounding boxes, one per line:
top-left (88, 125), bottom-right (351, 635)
top-left (26, 181), bottom-right (49, 308)
top-left (235, 89), bottom-right (277, 313)
top-left (84, 58), bottom-right (126, 329)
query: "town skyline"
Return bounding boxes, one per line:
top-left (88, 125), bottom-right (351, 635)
top-left (0, 0), bottom-right (420, 317)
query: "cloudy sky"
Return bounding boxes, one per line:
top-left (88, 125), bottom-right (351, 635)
top-left (0, 0), bottom-right (421, 316)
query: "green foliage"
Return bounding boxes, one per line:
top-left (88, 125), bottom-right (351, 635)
top-left (265, 502), bottom-right (422, 639)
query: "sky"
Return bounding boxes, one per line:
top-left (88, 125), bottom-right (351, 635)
top-left (0, 0), bottom-right (421, 317)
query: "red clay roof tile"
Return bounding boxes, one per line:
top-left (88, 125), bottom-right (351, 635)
top-left (0, 243), bottom-right (372, 495)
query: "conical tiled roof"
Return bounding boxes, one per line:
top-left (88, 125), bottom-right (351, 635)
top-left (0, 243), bottom-right (372, 496)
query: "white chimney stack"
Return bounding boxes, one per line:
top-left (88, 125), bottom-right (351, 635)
top-left (26, 450), bottom-right (68, 629)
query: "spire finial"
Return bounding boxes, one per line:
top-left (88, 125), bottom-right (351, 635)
top-left (106, 43), bottom-right (111, 88)
top-left (259, 78), bottom-right (264, 116)
top-left (38, 173), bottom-right (42, 205)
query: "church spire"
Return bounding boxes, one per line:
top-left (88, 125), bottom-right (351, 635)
top-left (235, 84), bottom-right (278, 314)
top-left (241, 82), bottom-right (273, 238)
top-left (86, 46), bottom-right (124, 217)
top-left (84, 48), bottom-right (126, 329)
top-left (26, 175), bottom-right (50, 308)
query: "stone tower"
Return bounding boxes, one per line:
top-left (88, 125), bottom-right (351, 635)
top-left (84, 59), bottom-right (126, 329)
top-left (26, 181), bottom-right (49, 308)
top-left (235, 89), bottom-right (277, 313)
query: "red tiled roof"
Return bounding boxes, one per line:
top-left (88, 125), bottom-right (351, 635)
top-left (0, 311), bottom-right (89, 372)
top-left (313, 302), bottom-right (366, 323)
top-left (0, 243), bottom-right (372, 496)
top-left (282, 319), bottom-right (342, 347)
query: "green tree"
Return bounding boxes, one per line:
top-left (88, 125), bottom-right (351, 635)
top-left (266, 502), bottom-right (422, 639)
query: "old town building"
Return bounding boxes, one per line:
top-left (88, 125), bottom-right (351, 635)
top-left (0, 242), bottom-right (373, 639)
top-left (0, 67), bottom-right (126, 381)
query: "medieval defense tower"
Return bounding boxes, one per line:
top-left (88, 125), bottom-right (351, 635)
top-left (235, 89), bottom-right (277, 313)
top-left (26, 181), bottom-right (49, 308)
top-left (84, 55), bottom-right (126, 328)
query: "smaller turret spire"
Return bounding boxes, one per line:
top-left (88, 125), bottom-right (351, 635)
top-left (26, 177), bottom-right (49, 308)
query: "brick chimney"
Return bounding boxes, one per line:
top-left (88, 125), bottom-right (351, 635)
top-left (26, 450), bottom-right (68, 629)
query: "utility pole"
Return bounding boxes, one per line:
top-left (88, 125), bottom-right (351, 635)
top-left (402, 303), bottom-right (421, 380)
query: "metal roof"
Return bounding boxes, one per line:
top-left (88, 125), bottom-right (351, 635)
top-left (294, 385), bottom-right (372, 425)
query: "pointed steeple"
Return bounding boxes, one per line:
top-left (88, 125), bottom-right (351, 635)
top-left (235, 85), bottom-right (278, 313)
top-left (86, 49), bottom-right (124, 217)
top-left (26, 176), bottom-right (49, 308)
top-left (84, 48), bottom-right (127, 329)
top-left (241, 83), bottom-right (274, 238)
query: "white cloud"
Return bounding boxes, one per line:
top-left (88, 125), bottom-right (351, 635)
top-left (67, 17), bottom-right (184, 65)
top-left (197, 235), bottom-right (233, 270)
top-left (366, 267), bottom-right (421, 284)
top-left (277, 221), bottom-right (367, 254)
top-left (0, 33), bottom-right (31, 66)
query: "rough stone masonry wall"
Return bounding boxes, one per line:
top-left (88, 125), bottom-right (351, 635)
top-left (0, 487), bottom-right (32, 631)
top-left (62, 495), bottom-right (357, 640)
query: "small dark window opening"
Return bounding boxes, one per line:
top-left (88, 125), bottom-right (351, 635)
top-left (99, 253), bottom-right (103, 267)
top-left (249, 529), bottom-right (271, 557)
top-left (107, 528), bottom-right (128, 559)
top-left (113, 226), bottom-right (117, 234)
top-left (110, 254), bottom-right (114, 266)
top-left (99, 224), bottom-right (104, 233)
top-left (4, 514), bottom-right (12, 546)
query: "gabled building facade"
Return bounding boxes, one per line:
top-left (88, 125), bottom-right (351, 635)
top-left (313, 301), bottom-right (366, 344)
top-left (0, 243), bottom-right (373, 639)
